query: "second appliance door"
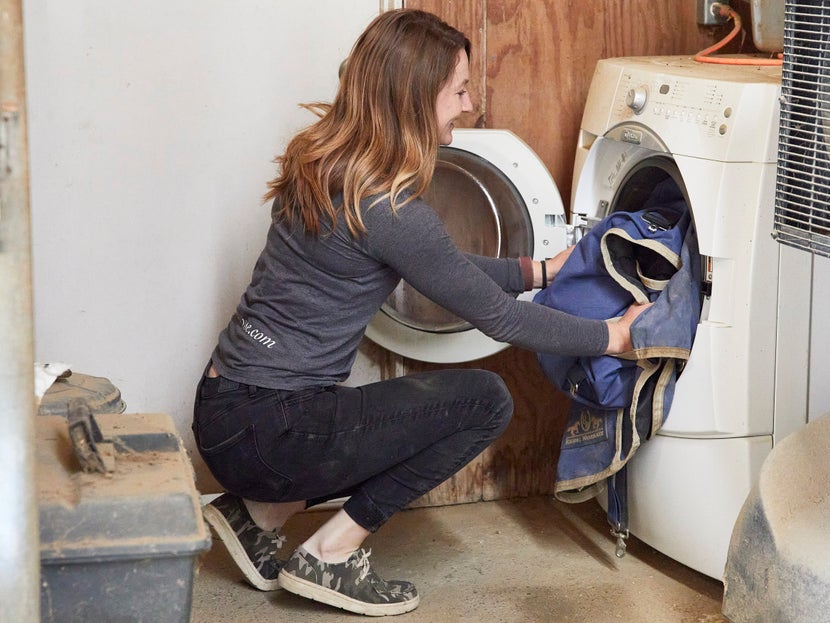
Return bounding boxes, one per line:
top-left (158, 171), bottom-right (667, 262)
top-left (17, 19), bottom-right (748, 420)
top-left (365, 129), bottom-right (568, 363)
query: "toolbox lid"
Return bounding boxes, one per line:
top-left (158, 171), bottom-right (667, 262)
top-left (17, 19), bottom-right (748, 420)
top-left (37, 413), bottom-right (210, 563)
top-left (38, 372), bottom-right (126, 417)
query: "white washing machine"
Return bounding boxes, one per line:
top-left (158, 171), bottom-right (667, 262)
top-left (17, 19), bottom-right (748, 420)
top-left (366, 56), bottom-right (814, 581)
top-left (572, 56), bottom-right (812, 580)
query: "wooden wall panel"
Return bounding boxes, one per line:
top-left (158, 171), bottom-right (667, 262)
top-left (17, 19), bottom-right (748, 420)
top-left (400, 0), bottom-right (726, 507)
top-left (486, 0), bottom-right (716, 205)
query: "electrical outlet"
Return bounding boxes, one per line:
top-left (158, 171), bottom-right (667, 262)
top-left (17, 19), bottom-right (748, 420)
top-left (697, 0), bottom-right (729, 26)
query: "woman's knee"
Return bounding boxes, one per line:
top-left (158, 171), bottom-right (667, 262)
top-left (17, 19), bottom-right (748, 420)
top-left (462, 369), bottom-right (513, 434)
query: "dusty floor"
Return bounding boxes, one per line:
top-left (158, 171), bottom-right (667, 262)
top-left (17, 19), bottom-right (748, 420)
top-left (190, 496), bottom-right (728, 623)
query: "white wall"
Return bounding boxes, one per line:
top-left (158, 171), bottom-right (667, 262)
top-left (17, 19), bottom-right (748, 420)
top-left (24, 0), bottom-right (396, 490)
top-left (811, 254), bottom-right (830, 421)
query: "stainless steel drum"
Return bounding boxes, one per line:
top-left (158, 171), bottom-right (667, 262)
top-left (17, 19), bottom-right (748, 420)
top-left (381, 147), bottom-right (533, 334)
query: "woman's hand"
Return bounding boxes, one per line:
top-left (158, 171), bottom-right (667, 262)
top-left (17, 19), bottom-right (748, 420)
top-left (534, 246), bottom-right (575, 288)
top-left (604, 302), bottom-right (652, 354)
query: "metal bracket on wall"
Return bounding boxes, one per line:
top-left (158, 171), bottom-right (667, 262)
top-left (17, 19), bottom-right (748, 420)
top-left (0, 103), bottom-right (18, 181)
top-left (697, 0), bottom-right (730, 26)
top-left (0, 103), bottom-right (20, 223)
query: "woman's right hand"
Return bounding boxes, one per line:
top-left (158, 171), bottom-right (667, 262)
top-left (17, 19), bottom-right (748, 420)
top-left (604, 302), bottom-right (652, 355)
top-left (546, 245), bottom-right (575, 281)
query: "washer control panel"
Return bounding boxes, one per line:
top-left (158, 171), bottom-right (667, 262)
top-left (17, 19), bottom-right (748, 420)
top-left (586, 57), bottom-right (782, 162)
top-left (621, 74), bottom-right (732, 136)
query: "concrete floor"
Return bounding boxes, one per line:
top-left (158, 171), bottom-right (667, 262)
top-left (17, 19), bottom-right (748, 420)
top-left (190, 496), bottom-right (728, 622)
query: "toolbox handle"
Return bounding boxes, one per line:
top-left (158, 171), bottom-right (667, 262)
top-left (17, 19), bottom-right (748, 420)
top-left (67, 398), bottom-right (109, 473)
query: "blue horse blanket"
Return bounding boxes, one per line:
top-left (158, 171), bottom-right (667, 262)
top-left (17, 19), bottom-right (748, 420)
top-left (534, 181), bottom-right (701, 503)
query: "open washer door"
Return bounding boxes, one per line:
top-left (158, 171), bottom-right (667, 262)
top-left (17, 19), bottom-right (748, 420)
top-left (365, 129), bottom-right (569, 363)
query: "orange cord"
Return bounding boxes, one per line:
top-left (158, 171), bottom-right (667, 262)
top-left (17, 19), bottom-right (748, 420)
top-left (693, 3), bottom-right (783, 66)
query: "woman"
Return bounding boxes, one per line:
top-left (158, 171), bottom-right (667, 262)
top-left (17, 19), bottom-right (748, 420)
top-left (192, 8), bottom-right (646, 617)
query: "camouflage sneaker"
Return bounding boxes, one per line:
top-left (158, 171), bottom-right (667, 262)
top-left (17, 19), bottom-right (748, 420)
top-left (203, 493), bottom-right (286, 591)
top-left (278, 546), bottom-right (419, 616)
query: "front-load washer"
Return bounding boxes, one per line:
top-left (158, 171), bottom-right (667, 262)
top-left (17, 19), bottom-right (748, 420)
top-left (365, 129), bottom-right (573, 363)
top-left (571, 56), bottom-right (813, 580)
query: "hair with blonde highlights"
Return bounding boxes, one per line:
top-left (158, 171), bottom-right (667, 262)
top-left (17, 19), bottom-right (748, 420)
top-left (264, 9), bottom-right (470, 237)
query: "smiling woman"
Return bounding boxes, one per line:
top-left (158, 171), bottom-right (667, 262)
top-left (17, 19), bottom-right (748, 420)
top-left (435, 49), bottom-right (474, 145)
top-left (192, 7), bottom-right (645, 618)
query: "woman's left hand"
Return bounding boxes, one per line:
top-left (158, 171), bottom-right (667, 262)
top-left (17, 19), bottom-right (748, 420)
top-left (604, 302), bottom-right (652, 354)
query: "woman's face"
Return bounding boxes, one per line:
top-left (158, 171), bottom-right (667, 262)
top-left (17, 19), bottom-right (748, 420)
top-left (435, 49), bottom-right (473, 145)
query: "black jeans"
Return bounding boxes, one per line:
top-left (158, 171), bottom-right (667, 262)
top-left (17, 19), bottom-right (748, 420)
top-left (192, 367), bottom-right (513, 533)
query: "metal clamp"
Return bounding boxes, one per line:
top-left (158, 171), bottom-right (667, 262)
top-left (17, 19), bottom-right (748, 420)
top-left (611, 528), bottom-right (630, 558)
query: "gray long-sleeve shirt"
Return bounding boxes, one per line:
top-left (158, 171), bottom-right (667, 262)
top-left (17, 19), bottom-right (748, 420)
top-left (210, 194), bottom-right (609, 390)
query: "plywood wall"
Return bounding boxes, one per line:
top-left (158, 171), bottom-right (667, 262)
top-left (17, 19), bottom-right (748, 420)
top-left (395, 0), bottom-right (729, 508)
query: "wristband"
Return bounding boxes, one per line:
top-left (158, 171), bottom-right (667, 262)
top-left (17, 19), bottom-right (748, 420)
top-left (519, 256), bottom-right (534, 291)
top-left (540, 260), bottom-right (547, 289)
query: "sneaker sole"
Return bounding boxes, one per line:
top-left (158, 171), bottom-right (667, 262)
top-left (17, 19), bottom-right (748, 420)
top-left (277, 571), bottom-right (420, 617)
top-left (278, 569), bottom-right (419, 617)
top-left (203, 503), bottom-right (281, 592)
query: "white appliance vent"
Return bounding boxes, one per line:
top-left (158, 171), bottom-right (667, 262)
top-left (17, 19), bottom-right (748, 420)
top-left (773, 0), bottom-right (830, 257)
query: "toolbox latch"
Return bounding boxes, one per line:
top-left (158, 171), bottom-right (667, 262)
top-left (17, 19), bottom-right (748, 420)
top-left (67, 398), bottom-right (115, 473)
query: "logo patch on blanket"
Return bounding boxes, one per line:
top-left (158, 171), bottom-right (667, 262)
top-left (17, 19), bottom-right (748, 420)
top-left (563, 408), bottom-right (607, 448)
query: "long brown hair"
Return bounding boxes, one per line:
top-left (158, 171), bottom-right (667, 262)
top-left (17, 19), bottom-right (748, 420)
top-left (264, 9), bottom-right (470, 237)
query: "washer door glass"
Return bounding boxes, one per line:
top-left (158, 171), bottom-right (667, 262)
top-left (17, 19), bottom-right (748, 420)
top-left (609, 154), bottom-right (702, 310)
top-left (380, 146), bottom-right (533, 333)
top-left (611, 156), bottom-right (689, 216)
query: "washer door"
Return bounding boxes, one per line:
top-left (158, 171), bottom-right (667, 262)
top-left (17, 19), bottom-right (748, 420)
top-left (365, 129), bottom-right (566, 363)
top-left (574, 125), bottom-right (767, 439)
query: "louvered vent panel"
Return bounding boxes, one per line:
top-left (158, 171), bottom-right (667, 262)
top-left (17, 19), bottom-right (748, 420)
top-left (773, 1), bottom-right (830, 257)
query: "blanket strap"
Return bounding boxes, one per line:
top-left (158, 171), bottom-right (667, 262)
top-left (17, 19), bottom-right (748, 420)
top-left (606, 465), bottom-right (629, 558)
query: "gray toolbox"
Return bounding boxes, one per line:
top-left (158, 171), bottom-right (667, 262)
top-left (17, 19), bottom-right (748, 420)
top-left (37, 408), bottom-right (211, 622)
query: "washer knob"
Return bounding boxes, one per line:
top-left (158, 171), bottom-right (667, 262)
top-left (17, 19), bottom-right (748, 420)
top-left (626, 86), bottom-right (648, 113)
